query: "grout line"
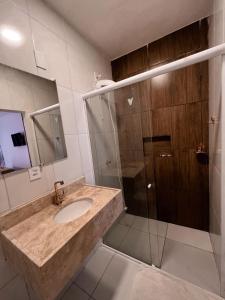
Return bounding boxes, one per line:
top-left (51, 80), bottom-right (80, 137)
top-left (165, 237), bottom-right (214, 254)
top-left (58, 283), bottom-right (73, 300)
top-left (102, 243), bottom-right (221, 297)
top-left (102, 244), bottom-right (151, 269)
top-left (24, 279), bottom-right (33, 300)
top-left (1, 173), bottom-right (11, 210)
top-left (72, 282), bottom-right (91, 297)
top-left (119, 214), bottom-right (168, 238)
top-left (89, 246), bottom-right (117, 297)
top-left (105, 215), bottom-right (168, 267)
top-left (0, 274), bottom-right (18, 292)
top-left (73, 282), bottom-right (92, 297)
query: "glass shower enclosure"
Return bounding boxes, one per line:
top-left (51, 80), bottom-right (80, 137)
top-left (86, 80), bottom-right (167, 268)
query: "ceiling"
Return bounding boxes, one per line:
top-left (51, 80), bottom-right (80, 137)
top-left (45, 0), bottom-right (212, 59)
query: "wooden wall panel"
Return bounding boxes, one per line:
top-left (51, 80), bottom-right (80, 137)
top-left (150, 75), bottom-right (172, 109)
top-left (127, 46), bottom-right (148, 75)
top-left (173, 150), bottom-right (190, 226)
top-left (111, 18), bottom-right (209, 230)
top-left (111, 56), bottom-right (128, 81)
top-left (111, 20), bottom-right (208, 82)
top-left (148, 35), bottom-right (174, 67)
top-left (155, 156), bottom-right (177, 223)
top-left (171, 105), bottom-right (187, 149)
top-left (174, 21), bottom-right (201, 57)
top-left (111, 47), bottom-right (148, 81)
top-left (186, 102), bottom-right (202, 148)
top-left (152, 107), bottom-right (172, 136)
top-left (150, 68), bottom-right (186, 109)
top-left (170, 69), bottom-right (187, 105)
top-left (201, 61), bottom-right (209, 101)
top-left (141, 111), bottom-right (152, 138)
top-left (139, 80), bottom-right (151, 111)
top-left (186, 63), bottom-right (201, 103)
top-left (114, 85), bottom-right (140, 116)
top-left (202, 100), bottom-right (209, 149)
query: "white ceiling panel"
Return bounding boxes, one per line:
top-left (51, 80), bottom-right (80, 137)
top-left (45, 0), bottom-right (212, 59)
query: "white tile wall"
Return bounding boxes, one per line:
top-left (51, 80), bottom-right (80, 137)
top-left (57, 87), bottom-right (77, 135)
top-left (3, 166), bottom-right (52, 208)
top-left (0, 0), bottom-right (37, 74)
top-left (53, 134), bottom-right (82, 184)
top-left (31, 19), bottom-right (71, 88)
top-left (13, 0), bottom-right (27, 10)
top-left (84, 169), bottom-right (95, 185)
top-left (0, 0), bottom-right (111, 297)
top-left (0, 174), bottom-right (9, 212)
top-left (27, 0), bottom-right (67, 39)
top-left (73, 92), bottom-right (89, 134)
top-left (0, 0), bottom-right (111, 212)
top-left (78, 133), bottom-right (94, 175)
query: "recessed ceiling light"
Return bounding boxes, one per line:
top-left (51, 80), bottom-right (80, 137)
top-left (0, 25), bottom-right (24, 47)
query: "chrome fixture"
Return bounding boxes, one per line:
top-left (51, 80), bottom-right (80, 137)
top-left (54, 180), bottom-right (65, 205)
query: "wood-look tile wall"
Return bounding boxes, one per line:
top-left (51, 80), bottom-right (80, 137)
top-left (112, 19), bottom-right (209, 230)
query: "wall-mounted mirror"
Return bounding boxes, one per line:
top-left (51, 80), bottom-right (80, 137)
top-left (0, 62), bottom-right (67, 174)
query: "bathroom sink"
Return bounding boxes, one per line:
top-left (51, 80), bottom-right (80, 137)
top-left (54, 198), bottom-right (93, 224)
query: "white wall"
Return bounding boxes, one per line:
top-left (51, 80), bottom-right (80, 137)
top-left (208, 0), bottom-right (225, 296)
top-left (0, 0), bottom-right (111, 298)
top-left (0, 0), bottom-right (112, 212)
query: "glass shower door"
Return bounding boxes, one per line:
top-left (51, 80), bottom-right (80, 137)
top-left (86, 92), bottom-right (122, 189)
top-left (86, 81), bottom-right (167, 267)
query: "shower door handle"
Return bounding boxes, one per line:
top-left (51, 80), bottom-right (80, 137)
top-left (160, 153), bottom-right (173, 158)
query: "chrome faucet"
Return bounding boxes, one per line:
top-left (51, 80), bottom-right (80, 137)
top-left (54, 181), bottom-right (64, 205)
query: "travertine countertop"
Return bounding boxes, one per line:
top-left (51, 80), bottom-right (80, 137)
top-left (2, 184), bottom-right (121, 267)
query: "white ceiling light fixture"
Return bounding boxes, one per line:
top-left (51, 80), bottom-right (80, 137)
top-left (0, 25), bottom-right (24, 47)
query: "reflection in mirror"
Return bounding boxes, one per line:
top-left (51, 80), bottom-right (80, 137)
top-left (0, 110), bottom-right (31, 174)
top-left (0, 62), bottom-right (67, 174)
top-left (32, 107), bottom-right (67, 165)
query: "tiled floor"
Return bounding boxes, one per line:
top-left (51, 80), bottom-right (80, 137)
top-left (60, 243), bottom-right (221, 300)
top-left (103, 213), bottom-right (220, 295)
top-left (64, 246), bottom-right (144, 300)
top-left (161, 238), bottom-right (220, 294)
top-left (167, 223), bottom-right (213, 252)
top-left (104, 213), bottom-right (167, 267)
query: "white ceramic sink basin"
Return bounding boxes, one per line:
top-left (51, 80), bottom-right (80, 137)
top-left (54, 198), bottom-right (93, 224)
